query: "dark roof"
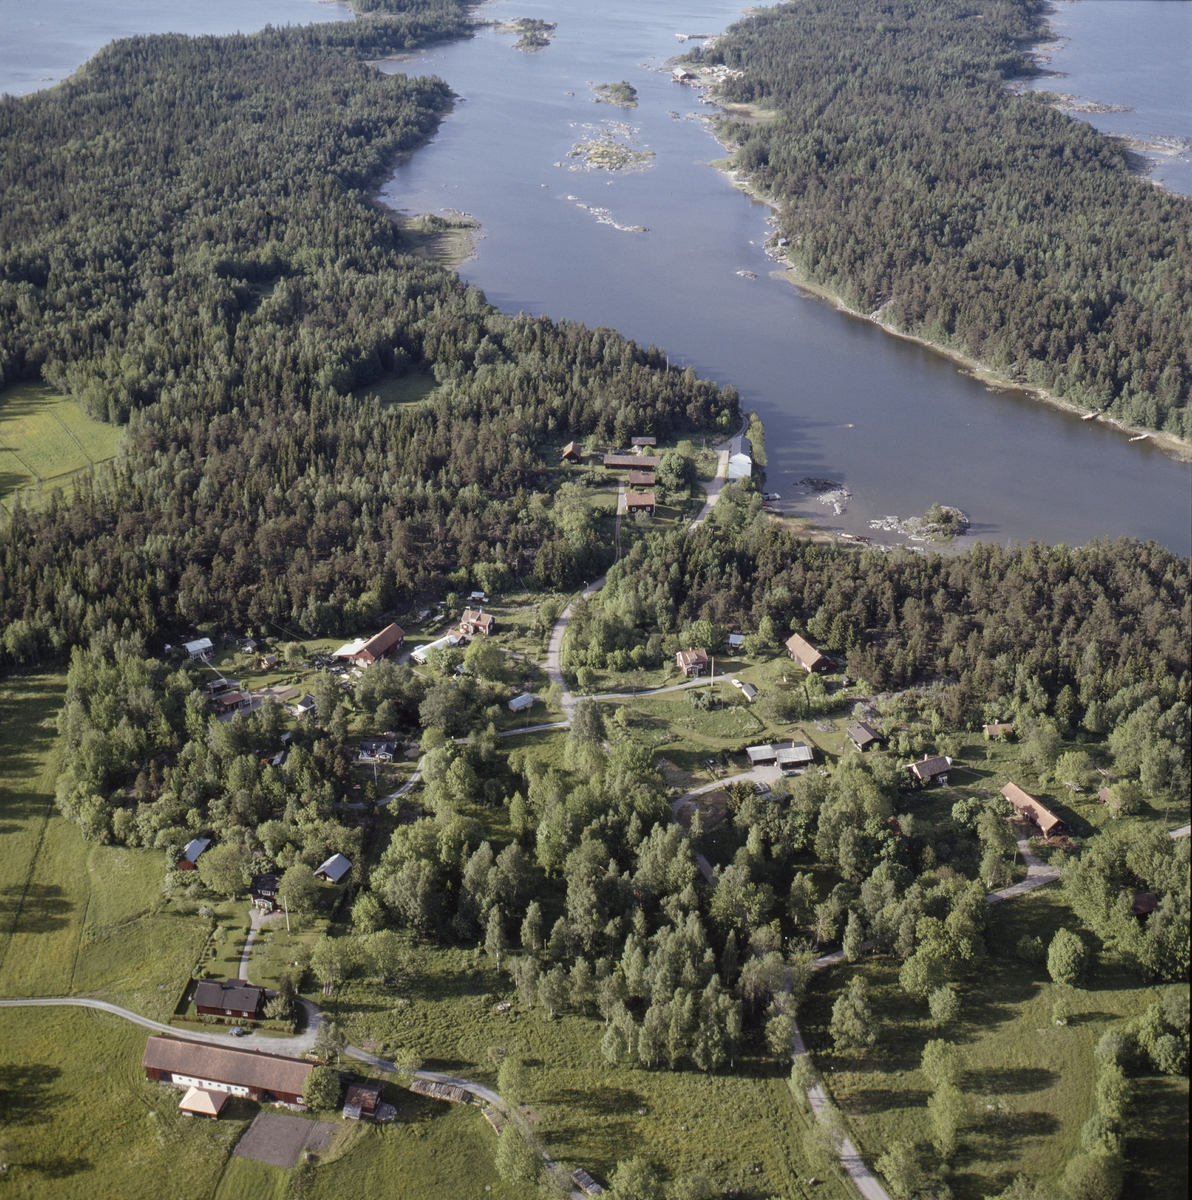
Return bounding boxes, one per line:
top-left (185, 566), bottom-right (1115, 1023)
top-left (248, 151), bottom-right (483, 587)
top-left (195, 979), bottom-right (264, 1012)
top-left (631, 436), bottom-right (657, 446)
top-left (625, 491), bottom-right (655, 508)
top-left (847, 721), bottom-right (882, 746)
top-left (1001, 782), bottom-right (1062, 836)
top-left (604, 455), bottom-right (660, 468)
top-left (344, 1080), bottom-right (383, 1109)
top-left (250, 873), bottom-right (280, 895)
top-left (908, 755), bottom-right (951, 779)
top-left (627, 470), bottom-right (655, 486)
top-left (143, 1036), bottom-right (312, 1097)
top-left (1132, 892), bottom-right (1158, 916)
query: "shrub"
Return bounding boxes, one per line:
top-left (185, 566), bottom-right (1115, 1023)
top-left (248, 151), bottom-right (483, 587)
top-left (303, 1064), bottom-right (342, 1111)
top-left (928, 985), bottom-right (960, 1027)
top-left (1016, 935), bottom-right (1046, 965)
top-left (1048, 929), bottom-right (1089, 986)
top-left (1062, 1152), bottom-right (1122, 1200)
top-left (1080, 1114), bottom-right (1121, 1156)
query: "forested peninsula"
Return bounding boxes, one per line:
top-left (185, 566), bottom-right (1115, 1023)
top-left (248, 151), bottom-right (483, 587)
top-left (698, 0), bottom-right (1192, 441)
top-left (0, 16), bottom-right (736, 651)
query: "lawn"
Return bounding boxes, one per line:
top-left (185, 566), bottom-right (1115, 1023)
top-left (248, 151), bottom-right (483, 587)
top-left (798, 888), bottom-right (1188, 1200)
top-left (0, 672), bottom-right (209, 1019)
top-left (212, 1155), bottom-right (293, 1200)
top-left (352, 369), bottom-right (439, 408)
top-left (0, 382), bottom-right (122, 510)
top-left (0, 1007), bottom-right (252, 1199)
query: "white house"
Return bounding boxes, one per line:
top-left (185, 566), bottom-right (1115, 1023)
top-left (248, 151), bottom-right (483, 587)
top-left (727, 435), bottom-right (752, 480)
top-left (178, 838), bottom-right (211, 871)
top-left (184, 637), bottom-right (214, 660)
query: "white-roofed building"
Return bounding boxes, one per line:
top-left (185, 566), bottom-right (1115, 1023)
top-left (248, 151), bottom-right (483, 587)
top-left (184, 637), bottom-right (214, 660)
top-left (314, 853), bottom-right (352, 883)
top-left (727, 435), bottom-right (752, 480)
top-left (508, 693), bottom-right (535, 713)
top-left (746, 744), bottom-right (777, 765)
top-left (178, 838), bottom-right (211, 871)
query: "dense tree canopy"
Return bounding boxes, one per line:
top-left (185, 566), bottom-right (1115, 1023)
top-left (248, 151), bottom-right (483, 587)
top-left (701, 0), bottom-right (1192, 436)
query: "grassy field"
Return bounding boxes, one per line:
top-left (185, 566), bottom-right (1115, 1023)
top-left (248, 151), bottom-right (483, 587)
top-left (212, 1153), bottom-right (294, 1200)
top-left (0, 382), bottom-right (123, 511)
top-left (352, 369), bottom-right (440, 409)
top-left (799, 887), bottom-right (1188, 1200)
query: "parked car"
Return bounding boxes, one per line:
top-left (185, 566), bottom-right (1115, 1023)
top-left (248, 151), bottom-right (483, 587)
top-left (229, 1027), bottom-right (247, 1038)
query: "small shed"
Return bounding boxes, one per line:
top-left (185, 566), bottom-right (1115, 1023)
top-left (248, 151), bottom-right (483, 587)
top-left (213, 690), bottom-right (252, 714)
top-left (631, 437), bottom-right (657, 452)
top-left (572, 1167), bottom-right (604, 1195)
top-left (242, 639), bottom-right (259, 654)
top-left (983, 722), bottom-right (1014, 740)
top-left (343, 1080), bottom-right (384, 1117)
top-left (746, 744), bottom-right (777, 766)
top-left (561, 441), bottom-right (582, 464)
top-left (785, 633), bottom-right (832, 673)
top-left (508, 693), bottom-right (535, 714)
top-left (846, 721), bottom-right (882, 751)
top-left (625, 491), bottom-right (655, 515)
top-left (314, 853), bottom-right (352, 884)
top-left (1000, 782), bottom-right (1063, 837)
top-left (179, 1086), bottom-right (228, 1119)
top-left (412, 633), bottom-right (461, 664)
top-left (291, 694), bottom-right (317, 719)
top-left (260, 654), bottom-right (278, 669)
top-left (725, 633), bottom-right (745, 651)
top-left (676, 648), bottom-right (709, 677)
top-left (738, 682), bottom-right (758, 703)
top-left (627, 470), bottom-right (655, 487)
top-left (177, 838), bottom-right (211, 871)
top-left (184, 637), bottom-right (214, 660)
top-left (1097, 786), bottom-right (1112, 804)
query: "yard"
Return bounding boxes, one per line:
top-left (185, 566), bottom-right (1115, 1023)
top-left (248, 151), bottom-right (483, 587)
top-left (0, 382), bottom-right (123, 511)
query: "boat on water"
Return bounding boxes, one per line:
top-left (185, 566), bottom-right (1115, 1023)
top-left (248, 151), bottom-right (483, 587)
top-left (1081, 411), bottom-right (1099, 421)
top-left (762, 492), bottom-right (781, 501)
top-left (1128, 433), bottom-right (1149, 442)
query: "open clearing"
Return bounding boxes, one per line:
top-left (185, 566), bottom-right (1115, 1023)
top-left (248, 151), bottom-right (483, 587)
top-left (0, 382), bottom-right (122, 510)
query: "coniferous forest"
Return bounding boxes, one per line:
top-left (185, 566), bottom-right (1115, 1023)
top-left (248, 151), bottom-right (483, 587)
top-left (700, 0), bottom-right (1192, 437)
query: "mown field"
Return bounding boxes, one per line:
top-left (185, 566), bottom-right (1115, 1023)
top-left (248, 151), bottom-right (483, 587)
top-left (0, 383), bottom-right (123, 511)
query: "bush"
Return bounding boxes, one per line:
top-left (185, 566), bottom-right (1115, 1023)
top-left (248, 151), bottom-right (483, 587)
top-left (302, 1064), bottom-right (342, 1111)
top-left (928, 985), bottom-right (960, 1027)
top-left (608, 1157), bottom-right (663, 1200)
top-left (1080, 1114), bottom-right (1121, 1156)
top-left (1016, 935), bottom-right (1046, 965)
top-left (1062, 1152), bottom-right (1122, 1200)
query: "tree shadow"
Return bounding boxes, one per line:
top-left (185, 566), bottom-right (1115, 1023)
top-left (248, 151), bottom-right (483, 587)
top-left (848, 1085), bottom-right (931, 1114)
top-left (963, 1066), bottom-right (1058, 1096)
top-left (1123, 1075), bottom-right (1190, 1197)
top-left (0, 884), bottom-right (76, 934)
top-left (960, 1110), bottom-right (1061, 1163)
top-left (0, 1062), bottom-right (64, 1127)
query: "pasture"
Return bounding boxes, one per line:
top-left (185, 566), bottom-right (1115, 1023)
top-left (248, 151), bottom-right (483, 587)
top-left (0, 383), bottom-right (122, 510)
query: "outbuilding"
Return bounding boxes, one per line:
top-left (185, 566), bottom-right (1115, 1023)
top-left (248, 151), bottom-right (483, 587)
top-left (746, 744), bottom-right (777, 766)
top-left (179, 1086), bottom-right (228, 1119)
top-left (177, 838), bottom-right (211, 871)
top-left (1000, 782), bottom-right (1064, 838)
top-left (412, 633), bottom-right (462, 664)
top-left (907, 755), bottom-right (952, 785)
top-left (738, 681), bottom-right (758, 703)
top-left (776, 743), bottom-right (815, 774)
top-left (785, 633), bottom-right (832, 673)
top-left (343, 1080), bottom-right (384, 1119)
top-left (314, 853), bottom-right (352, 884)
top-left (627, 470), bottom-right (655, 487)
top-left (727, 435), bottom-right (752, 480)
top-left (625, 491), bottom-right (656, 515)
top-left (604, 455), bottom-right (660, 469)
top-left (143, 1036), bottom-right (313, 1105)
top-left (561, 441), bottom-right (582, 464)
top-left (983, 723), bottom-right (1014, 740)
top-left (508, 693), bottom-right (535, 714)
top-left (631, 437), bottom-right (657, 452)
top-left (675, 648), bottom-right (709, 677)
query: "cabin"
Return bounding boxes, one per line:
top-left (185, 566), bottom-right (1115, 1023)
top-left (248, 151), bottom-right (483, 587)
top-left (184, 637), bottom-right (214, 661)
top-left (204, 678), bottom-right (233, 695)
top-left (332, 624), bottom-right (404, 668)
top-left (746, 744), bottom-right (777, 766)
top-left (846, 721), bottom-right (882, 752)
top-left (675, 648), bottom-right (709, 677)
top-left (604, 454), bottom-right (660, 469)
top-left (907, 755), bottom-right (952, 785)
top-left (194, 979), bottom-right (265, 1020)
top-left (572, 1167), bottom-right (604, 1195)
top-left (260, 654), bottom-right (278, 669)
top-left (460, 609), bottom-right (495, 636)
top-left (727, 435), bottom-right (752, 480)
top-left (625, 491), bottom-right (656, 515)
top-left (143, 1036), bottom-right (313, 1106)
top-left (738, 681), bottom-right (758, 703)
top-left (777, 743), bottom-right (815, 774)
top-left (725, 632), bottom-right (745, 651)
top-left (315, 853), bottom-right (352, 884)
top-left (631, 437), bottom-right (657, 453)
top-left (412, 633), bottom-right (462, 664)
top-left (177, 838), bottom-right (211, 872)
top-left (561, 441), bottom-right (582, 464)
top-left (291, 694), bottom-right (317, 720)
top-left (983, 723), bottom-right (1014, 740)
top-left (672, 67), bottom-right (697, 82)
top-left (343, 1080), bottom-right (384, 1120)
top-left (1001, 782), bottom-right (1064, 838)
top-left (468, 591), bottom-right (488, 604)
top-left (627, 469), bottom-right (655, 487)
top-left (242, 639), bottom-right (259, 654)
top-left (785, 633), bottom-right (832, 673)
top-left (213, 690), bottom-right (252, 715)
top-left (508, 693), bottom-right (535, 714)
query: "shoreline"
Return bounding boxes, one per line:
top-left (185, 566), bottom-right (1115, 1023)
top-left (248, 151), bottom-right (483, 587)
top-left (700, 102), bottom-right (1191, 464)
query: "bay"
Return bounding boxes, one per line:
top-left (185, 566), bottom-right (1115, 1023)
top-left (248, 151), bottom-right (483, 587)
top-left (2, 0), bottom-right (1188, 554)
